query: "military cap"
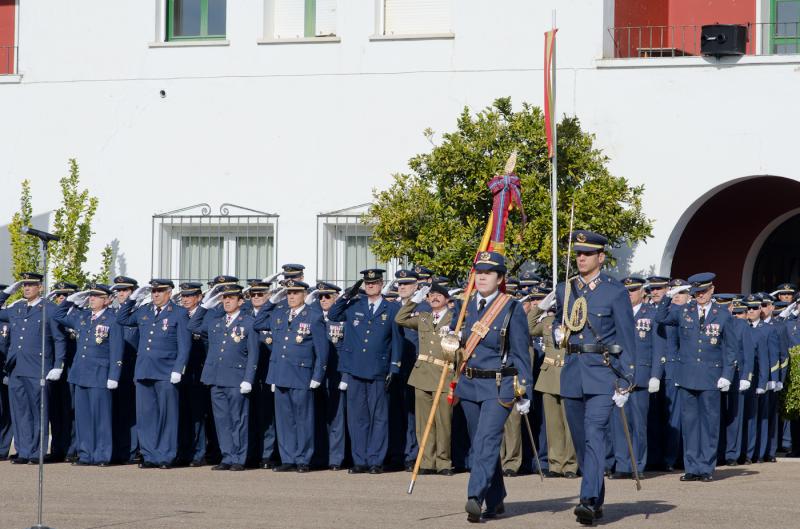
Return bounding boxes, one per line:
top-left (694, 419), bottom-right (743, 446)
top-left (688, 272), bottom-right (715, 294)
top-left (86, 282), bottom-right (113, 296)
top-left (50, 281), bottom-right (78, 295)
top-left (315, 281), bottom-right (341, 294)
top-left (384, 290), bottom-right (399, 301)
top-left (247, 279), bottom-right (271, 293)
top-left (505, 277), bottom-right (520, 292)
top-left (179, 282), bottom-right (203, 296)
top-left (622, 276), bottom-right (646, 291)
top-left (713, 293), bottom-right (736, 305)
top-left (669, 278), bottom-right (689, 287)
top-left (208, 275), bottom-right (238, 287)
top-left (149, 278), bottom-right (175, 289)
top-left (473, 251), bottom-right (507, 274)
top-left (283, 279), bottom-right (309, 291)
top-left (432, 275), bottom-right (450, 287)
top-left (646, 276), bottom-right (670, 288)
top-left (571, 230), bottom-right (607, 253)
top-left (281, 263), bottom-right (305, 279)
top-left (360, 269), bottom-right (385, 282)
top-left (428, 282), bottom-right (450, 298)
top-left (519, 271), bottom-right (541, 287)
top-left (394, 269), bottom-right (419, 284)
top-left (528, 286), bottom-right (550, 300)
top-left (112, 275), bottom-right (138, 290)
top-left (413, 265), bottom-right (433, 280)
top-left (742, 294), bottom-right (762, 308)
top-left (774, 283), bottom-right (797, 295)
top-left (20, 272), bottom-right (43, 284)
top-left (731, 302), bottom-right (747, 314)
top-left (220, 284), bottom-right (244, 297)
top-left (759, 292), bottom-right (775, 305)
top-left (774, 300), bottom-right (790, 309)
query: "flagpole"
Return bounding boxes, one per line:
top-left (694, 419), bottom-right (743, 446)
top-left (550, 10), bottom-right (558, 283)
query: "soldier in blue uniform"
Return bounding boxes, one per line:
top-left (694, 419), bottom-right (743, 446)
top-left (741, 294), bottom-right (772, 464)
top-left (52, 283), bottom-right (123, 466)
top-left (656, 272), bottom-right (736, 482)
top-left (456, 251), bottom-right (531, 523)
top-left (260, 279), bottom-right (328, 472)
top-left (392, 268), bottom-right (421, 471)
top-left (758, 294), bottom-right (786, 463)
top-left (0, 286), bottom-right (13, 460)
top-left (0, 273), bottom-right (67, 464)
top-left (188, 283), bottom-right (259, 470)
top-left (776, 283), bottom-right (800, 455)
top-left (643, 275), bottom-right (670, 470)
top-left (47, 281), bottom-right (79, 462)
top-left (110, 275), bottom-right (141, 464)
top-left (116, 278), bottom-right (191, 469)
top-left (328, 268), bottom-right (402, 474)
top-left (721, 299), bottom-right (756, 466)
top-left (554, 232), bottom-right (636, 525)
top-left (609, 276), bottom-right (662, 479)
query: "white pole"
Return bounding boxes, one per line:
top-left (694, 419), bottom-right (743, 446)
top-left (550, 10), bottom-right (558, 283)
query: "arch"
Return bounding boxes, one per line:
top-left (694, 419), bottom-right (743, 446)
top-left (740, 207), bottom-right (800, 293)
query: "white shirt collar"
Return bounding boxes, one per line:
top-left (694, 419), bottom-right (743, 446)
top-left (432, 307), bottom-right (448, 320)
top-left (367, 297), bottom-right (383, 312)
top-left (28, 297), bottom-right (42, 307)
top-left (476, 290), bottom-right (499, 309)
top-left (92, 308), bottom-right (107, 319)
top-left (226, 310), bottom-right (240, 325)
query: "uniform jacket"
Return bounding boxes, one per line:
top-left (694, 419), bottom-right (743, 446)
top-left (529, 309), bottom-right (563, 395)
top-left (185, 307), bottom-right (209, 385)
top-left (730, 317), bottom-right (756, 386)
top-left (554, 273), bottom-right (636, 398)
top-left (262, 304), bottom-right (328, 389)
top-left (327, 296), bottom-right (402, 381)
top-left (323, 312), bottom-right (345, 385)
top-left (115, 299), bottom-right (191, 382)
top-left (395, 300), bottom-right (455, 393)
top-left (0, 293), bottom-right (66, 378)
top-left (630, 302), bottom-right (664, 388)
top-left (52, 303), bottom-right (123, 388)
top-left (188, 308), bottom-right (259, 388)
top-left (756, 320), bottom-right (782, 384)
top-left (747, 322), bottom-right (771, 390)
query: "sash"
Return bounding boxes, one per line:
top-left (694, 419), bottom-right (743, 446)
top-left (457, 293), bottom-right (512, 376)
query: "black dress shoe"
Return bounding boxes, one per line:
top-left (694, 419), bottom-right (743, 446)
top-left (96, 462), bottom-right (110, 467)
top-left (743, 458), bottom-right (752, 465)
top-left (368, 465), bottom-right (383, 474)
top-left (261, 459), bottom-right (278, 469)
top-left (72, 460), bottom-right (90, 466)
top-left (700, 474), bottom-right (713, 482)
top-left (465, 497), bottom-right (482, 523)
top-left (44, 455), bottom-right (65, 464)
top-left (329, 464), bottom-right (342, 471)
top-left (230, 464), bottom-right (245, 471)
top-left (483, 502), bottom-right (505, 519)
top-left (766, 456), bottom-right (777, 463)
top-left (11, 457), bottom-right (29, 465)
top-left (273, 463), bottom-right (296, 472)
top-left (680, 473), bottom-right (699, 482)
top-left (438, 468), bottom-right (455, 476)
top-left (603, 469), bottom-right (613, 477)
top-left (545, 470), bottom-right (563, 478)
top-left (502, 468), bottom-right (518, 477)
top-left (418, 468), bottom-right (436, 475)
top-left (564, 471), bottom-right (578, 479)
top-left (65, 454), bottom-right (78, 463)
top-left (189, 459), bottom-right (205, 468)
top-left (574, 503), bottom-right (596, 526)
top-left (404, 460), bottom-right (415, 472)
top-left (665, 465), bottom-right (675, 472)
top-left (348, 465), bottom-right (367, 474)
top-left (610, 471), bottom-right (632, 480)
top-left (212, 463), bottom-right (231, 471)
top-left (725, 459), bottom-right (738, 466)
top-left (139, 461), bottom-right (158, 469)
top-left (159, 463), bottom-right (172, 469)
top-left (296, 464), bottom-right (310, 473)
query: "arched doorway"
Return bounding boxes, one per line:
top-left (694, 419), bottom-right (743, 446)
top-left (663, 176), bottom-right (800, 293)
top-left (750, 213), bottom-right (800, 293)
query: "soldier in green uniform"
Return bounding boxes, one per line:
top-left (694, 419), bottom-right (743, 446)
top-left (395, 282), bottom-right (456, 475)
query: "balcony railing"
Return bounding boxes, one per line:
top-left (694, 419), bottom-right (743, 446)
top-left (0, 46), bottom-right (16, 75)
top-left (606, 22), bottom-right (800, 59)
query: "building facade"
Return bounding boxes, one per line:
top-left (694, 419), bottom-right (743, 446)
top-left (0, 0), bottom-right (798, 291)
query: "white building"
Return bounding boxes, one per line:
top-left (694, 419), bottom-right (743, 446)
top-left (0, 0), bottom-right (798, 293)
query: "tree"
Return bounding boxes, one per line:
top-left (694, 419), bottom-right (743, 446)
top-left (367, 98), bottom-right (654, 280)
top-left (8, 179), bottom-right (42, 281)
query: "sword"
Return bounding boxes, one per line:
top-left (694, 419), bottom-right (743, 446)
top-left (521, 412), bottom-right (545, 482)
top-left (618, 404), bottom-right (642, 491)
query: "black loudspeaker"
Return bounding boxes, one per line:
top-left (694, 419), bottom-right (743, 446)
top-left (701, 24), bottom-right (748, 57)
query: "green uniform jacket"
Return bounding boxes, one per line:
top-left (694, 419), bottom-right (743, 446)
top-left (529, 307), bottom-right (564, 396)
top-left (395, 300), bottom-right (455, 393)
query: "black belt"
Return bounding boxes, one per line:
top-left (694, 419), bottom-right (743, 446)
top-left (464, 367), bottom-right (518, 379)
top-left (567, 344), bottom-right (623, 355)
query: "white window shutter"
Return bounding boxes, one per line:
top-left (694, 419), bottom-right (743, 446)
top-left (274, 0), bottom-right (305, 39)
top-left (384, 0), bottom-right (451, 35)
top-left (316, 0), bottom-right (337, 36)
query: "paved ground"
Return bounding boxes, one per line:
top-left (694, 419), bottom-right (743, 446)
top-left (1, 459), bottom-right (797, 529)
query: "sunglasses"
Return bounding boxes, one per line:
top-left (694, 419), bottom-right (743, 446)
top-left (575, 251), bottom-right (600, 257)
top-left (320, 294), bottom-right (333, 300)
top-left (747, 307), bottom-right (760, 311)
top-left (251, 292), bottom-right (267, 298)
top-left (152, 287), bottom-right (170, 293)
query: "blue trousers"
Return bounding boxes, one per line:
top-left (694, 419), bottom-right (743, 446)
top-left (403, 383), bottom-right (418, 462)
top-left (720, 379), bottom-right (744, 461)
top-left (612, 388), bottom-right (648, 474)
top-left (664, 381), bottom-right (682, 467)
top-left (275, 386), bottom-right (314, 465)
top-left (564, 394), bottom-right (613, 507)
top-left (74, 385), bottom-right (113, 464)
top-left (0, 381), bottom-right (12, 458)
top-left (346, 376), bottom-right (388, 467)
top-left (210, 385), bottom-right (250, 466)
top-left (766, 392), bottom-right (779, 458)
top-left (47, 376), bottom-right (74, 458)
top-left (252, 381), bottom-right (278, 463)
top-left (325, 377), bottom-right (347, 466)
top-left (178, 383), bottom-right (210, 463)
top-left (461, 398), bottom-right (510, 510)
top-left (681, 388), bottom-right (720, 476)
top-left (742, 387), bottom-right (758, 460)
top-left (8, 375), bottom-right (48, 460)
top-left (755, 391), bottom-right (770, 460)
top-left (112, 380), bottom-right (138, 463)
top-left (135, 379), bottom-right (179, 465)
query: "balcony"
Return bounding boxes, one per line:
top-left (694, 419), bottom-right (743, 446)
top-left (0, 45), bottom-right (15, 74)
top-left (606, 23), bottom-right (800, 59)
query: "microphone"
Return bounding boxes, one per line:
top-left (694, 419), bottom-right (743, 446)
top-left (21, 226), bottom-right (61, 242)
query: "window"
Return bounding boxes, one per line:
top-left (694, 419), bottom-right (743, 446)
top-left (0, 0), bottom-right (17, 74)
top-left (382, 0), bottom-right (451, 36)
top-left (152, 203), bottom-right (278, 285)
top-left (168, 0), bottom-right (226, 41)
top-left (271, 0), bottom-right (337, 39)
top-left (772, 0), bottom-right (800, 54)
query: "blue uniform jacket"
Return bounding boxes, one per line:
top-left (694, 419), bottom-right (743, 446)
top-left (631, 303), bottom-right (664, 387)
top-left (324, 315), bottom-right (345, 384)
top-left (188, 308), bottom-right (259, 387)
top-left (327, 296), bottom-right (402, 381)
top-left (554, 273), bottom-right (636, 398)
top-left (656, 299), bottom-right (736, 391)
top-left (52, 303), bottom-right (124, 387)
top-left (261, 305), bottom-right (328, 389)
top-left (756, 320), bottom-right (782, 384)
top-left (115, 300), bottom-right (191, 381)
top-left (746, 323), bottom-right (771, 390)
top-left (0, 294), bottom-right (66, 378)
top-left (454, 294), bottom-right (532, 403)
top-left (185, 308), bottom-right (209, 385)
top-left (0, 320), bottom-right (10, 374)
top-left (730, 317), bottom-right (756, 386)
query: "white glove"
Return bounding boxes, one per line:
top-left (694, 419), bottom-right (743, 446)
top-left (717, 377), bottom-right (731, 392)
top-left (3, 281), bottom-right (24, 295)
top-left (2, 376), bottom-right (8, 385)
top-left (648, 377), bottom-right (660, 394)
top-left (202, 285), bottom-right (223, 304)
top-left (46, 368), bottom-right (63, 381)
top-left (240, 381), bottom-right (252, 394)
top-left (262, 271), bottom-right (282, 284)
top-left (515, 398), bottom-right (530, 415)
top-left (107, 379), bottom-right (118, 390)
top-left (67, 290), bottom-right (90, 305)
top-left (554, 326), bottom-right (565, 345)
top-left (756, 387), bottom-right (766, 395)
top-left (381, 281), bottom-right (395, 296)
top-left (171, 291), bottom-right (182, 303)
top-left (269, 287), bottom-right (287, 305)
top-left (766, 381), bottom-right (777, 391)
top-left (666, 285), bottom-right (690, 300)
top-left (739, 379), bottom-right (751, 392)
top-left (309, 380), bottom-right (321, 389)
top-left (170, 372), bottom-right (182, 384)
top-left (612, 390), bottom-right (629, 408)
top-left (779, 301), bottom-right (796, 320)
top-left (131, 285), bottom-right (152, 302)
top-left (775, 381), bottom-right (784, 392)
top-left (410, 285), bottom-right (431, 304)
top-left (338, 381), bottom-right (348, 391)
top-left (448, 288), bottom-right (463, 297)
top-left (538, 290), bottom-right (556, 311)
top-left (201, 292), bottom-right (222, 310)
top-left (271, 384), bottom-right (276, 393)
top-left (304, 290), bottom-right (320, 306)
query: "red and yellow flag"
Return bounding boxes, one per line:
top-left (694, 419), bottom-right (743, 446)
top-left (544, 29), bottom-right (558, 159)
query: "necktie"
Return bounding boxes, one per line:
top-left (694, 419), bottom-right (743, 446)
top-left (369, 303), bottom-right (375, 315)
top-left (478, 299), bottom-right (486, 312)
top-left (155, 306), bottom-right (162, 318)
top-left (225, 314), bottom-right (232, 326)
top-left (289, 310), bottom-right (296, 323)
top-left (699, 307), bottom-right (705, 327)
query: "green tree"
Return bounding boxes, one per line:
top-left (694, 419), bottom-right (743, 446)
top-left (8, 179), bottom-right (42, 282)
top-left (91, 243), bottom-right (114, 284)
top-left (367, 98), bottom-right (653, 279)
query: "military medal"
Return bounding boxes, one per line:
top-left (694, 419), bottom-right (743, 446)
top-left (264, 331), bottom-right (273, 345)
top-left (162, 318), bottom-right (169, 331)
top-left (0, 324), bottom-right (7, 338)
top-left (329, 323), bottom-right (342, 344)
top-left (295, 334), bottom-right (303, 344)
top-left (381, 313), bottom-right (387, 321)
top-left (95, 324), bottom-right (109, 344)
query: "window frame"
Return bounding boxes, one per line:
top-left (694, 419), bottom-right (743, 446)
top-left (167, 0), bottom-right (227, 42)
top-left (771, 0), bottom-right (800, 54)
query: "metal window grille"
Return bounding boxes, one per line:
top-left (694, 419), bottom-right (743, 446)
top-left (151, 203), bottom-right (278, 285)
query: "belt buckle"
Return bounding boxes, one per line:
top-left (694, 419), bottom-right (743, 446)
top-left (465, 367), bottom-right (473, 379)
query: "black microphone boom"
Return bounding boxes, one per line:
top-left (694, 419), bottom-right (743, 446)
top-left (21, 226), bottom-right (60, 243)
